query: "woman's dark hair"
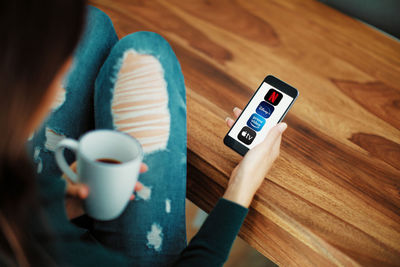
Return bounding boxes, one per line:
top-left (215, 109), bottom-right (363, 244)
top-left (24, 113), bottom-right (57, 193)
top-left (0, 1), bottom-right (86, 265)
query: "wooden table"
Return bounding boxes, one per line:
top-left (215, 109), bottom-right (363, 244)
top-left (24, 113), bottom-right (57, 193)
top-left (92, 0), bottom-right (400, 265)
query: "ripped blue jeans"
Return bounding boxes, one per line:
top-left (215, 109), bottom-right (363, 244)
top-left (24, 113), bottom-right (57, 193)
top-left (27, 6), bottom-right (187, 266)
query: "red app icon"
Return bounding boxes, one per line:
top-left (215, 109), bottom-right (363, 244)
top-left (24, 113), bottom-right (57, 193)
top-left (265, 89), bottom-right (283, 106)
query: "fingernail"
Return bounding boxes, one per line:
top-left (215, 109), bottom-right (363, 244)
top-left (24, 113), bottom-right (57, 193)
top-left (225, 117), bottom-right (230, 122)
top-left (233, 107), bottom-right (239, 112)
top-left (80, 187), bottom-right (89, 198)
top-left (278, 122), bottom-right (287, 133)
top-left (136, 183), bottom-right (143, 191)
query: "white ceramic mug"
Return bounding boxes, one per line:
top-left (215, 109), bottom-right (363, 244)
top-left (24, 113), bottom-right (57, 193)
top-left (55, 130), bottom-right (143, 221)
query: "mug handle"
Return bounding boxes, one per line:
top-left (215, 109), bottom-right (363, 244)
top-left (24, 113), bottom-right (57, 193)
top-left (55, 139), bottom-right (79, 183)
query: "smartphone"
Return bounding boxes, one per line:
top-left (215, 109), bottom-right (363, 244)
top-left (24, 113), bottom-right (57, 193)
top-left (223, 75), bottom-right (298, 156)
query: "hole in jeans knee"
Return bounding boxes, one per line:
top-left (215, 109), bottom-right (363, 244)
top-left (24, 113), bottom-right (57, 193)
top-left (111, 50), bottom-right (170, 155)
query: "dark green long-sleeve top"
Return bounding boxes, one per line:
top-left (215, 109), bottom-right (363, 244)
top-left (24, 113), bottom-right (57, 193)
top-left (35, 174), bottom-right (248, 266)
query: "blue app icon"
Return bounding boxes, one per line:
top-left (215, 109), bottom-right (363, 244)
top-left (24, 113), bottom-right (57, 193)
top-left (247, 113), bottom-right (266, 132)
top-left (256, 101), bottom-right (274, 118)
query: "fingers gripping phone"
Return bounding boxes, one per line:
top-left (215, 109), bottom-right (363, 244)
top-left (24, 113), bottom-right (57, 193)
top-left (224, 75), bottom-right (299, 156)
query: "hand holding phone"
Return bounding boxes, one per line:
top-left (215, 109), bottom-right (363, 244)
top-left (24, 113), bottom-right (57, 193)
top-left (223, 108), bottom-right (288, 207)
top-left (222, 75), bottom-right (297, 207)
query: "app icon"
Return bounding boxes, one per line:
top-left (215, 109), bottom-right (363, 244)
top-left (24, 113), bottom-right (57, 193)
top-left (238, 126), bottom-right (256, 145)
top-left (265, 89), bottom-right (283, 106)
top-left (247, 113), bottom-right (266, 132)
top-left (256, 101), bottom-right (274, 118)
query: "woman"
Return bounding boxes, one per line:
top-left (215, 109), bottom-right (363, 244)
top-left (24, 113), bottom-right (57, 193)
top-left (0, 1), bottom-right (287, 266)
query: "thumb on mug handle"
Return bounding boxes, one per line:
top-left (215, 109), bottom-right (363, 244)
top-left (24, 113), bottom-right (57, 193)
top-left (55, 139), bottom-right (79, 183)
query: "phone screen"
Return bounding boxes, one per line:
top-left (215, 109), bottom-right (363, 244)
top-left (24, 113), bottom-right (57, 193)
top-left (227, 81), bottom-right (294, 149)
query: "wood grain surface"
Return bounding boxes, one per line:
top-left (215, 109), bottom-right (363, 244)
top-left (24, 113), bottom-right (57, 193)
top-left (91, 0), bottom-right (400, 265)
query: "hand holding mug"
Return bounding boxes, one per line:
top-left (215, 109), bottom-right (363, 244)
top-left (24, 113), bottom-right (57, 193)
top-left (55, 130), bottom-right (143, 221)
top-left (63, 161), bottom-right (148, 220)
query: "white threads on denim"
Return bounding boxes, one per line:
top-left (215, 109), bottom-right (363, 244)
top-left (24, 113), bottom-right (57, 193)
top-left (52, 87), bottom-right (66, 111)
top-left (33, 146), bottom-right (43, 174)
top-left (165, 199), bottom-right (171, 213)
top-left (111, 50), bottom-right (170, 155)
top-left (146, 223), bottom-right (163, 252)
top-left (37, 159), bottom-right (43, 174)
top-left (136, 184), bottom-right (152, 201)
top-left (33, 147), bottom-right (41, 161)
top-left (44, 127), bottom-right (66, 152)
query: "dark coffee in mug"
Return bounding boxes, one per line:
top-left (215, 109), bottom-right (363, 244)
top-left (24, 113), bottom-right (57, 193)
top-left (96, 158), bottom-right (122, 164)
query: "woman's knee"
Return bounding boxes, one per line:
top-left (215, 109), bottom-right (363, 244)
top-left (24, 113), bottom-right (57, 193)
top-left (84, 6), bottom-right (118, 44)
top-left (116, 31), bottom-right (174, 57)
top-left (108, 32), bottom-right (175, 154)
top-left (95, 31), bottom-right (186, 154)
top-left (109, 31), bottom-right (185, 95)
